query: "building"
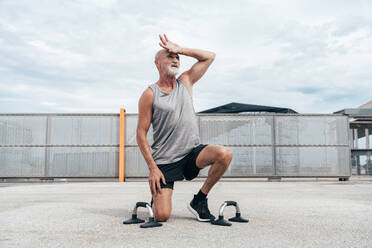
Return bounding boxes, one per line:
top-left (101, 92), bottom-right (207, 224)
top-left (335, 100), bottom-right (372, 175)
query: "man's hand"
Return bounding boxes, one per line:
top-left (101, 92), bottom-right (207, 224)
top-left (148, 167), bottom-right (167, 195)
top-left (158, 34), bottom-right (215, 87)
top-left (159, 34), bottom-right (182, 54)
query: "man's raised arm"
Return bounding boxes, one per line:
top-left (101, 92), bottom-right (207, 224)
top-left (159, 34), bottom-right (215, 88)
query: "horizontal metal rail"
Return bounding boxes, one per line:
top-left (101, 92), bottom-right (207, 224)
top-left (0, 144), bottom-right (119, 147)
top-left (125, 113), bottom-right (346, 117)
top-left (124, 144), bottom-right (349, 147)
top-left (0, 144), bottom-right (348, 147)
top-left (0, 113), bottom-right (119, 116)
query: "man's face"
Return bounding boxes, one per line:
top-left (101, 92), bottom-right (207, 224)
top-left (157, 51), bottom-right (180, 76)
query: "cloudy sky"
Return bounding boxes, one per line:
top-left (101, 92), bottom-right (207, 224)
top-left (0, 0), bottom-right (371, 114)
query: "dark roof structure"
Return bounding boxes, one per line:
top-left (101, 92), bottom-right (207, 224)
top-left (198, 102), bottom-right (297, 114)
top-left (334, 100), bottom-right (372, 119)
top-left (333, 108), bottom-right (372, 119)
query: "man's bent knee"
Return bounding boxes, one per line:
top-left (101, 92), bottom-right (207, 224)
top-left (154, 211), bottom-right (171, 222)
top-left (152, 188), bottom-right (172, 222)
top-left (216, 146), bottom-right (233, 165)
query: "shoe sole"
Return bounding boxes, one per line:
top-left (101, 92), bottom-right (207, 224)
top-left (187, 203), bottom-right (211, 222)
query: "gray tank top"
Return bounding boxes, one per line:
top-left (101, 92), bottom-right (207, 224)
top-left (148, 79), bottom-right (200, 164)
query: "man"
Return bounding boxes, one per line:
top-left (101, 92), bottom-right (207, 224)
top-left (136, 34), bottom-right (232, 222)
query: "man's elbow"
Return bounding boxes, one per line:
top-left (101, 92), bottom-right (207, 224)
top-left (208, 52), bottom-right (216, 62)
top-left (211, 52), bottom-right (216, 60)
top-left (136, 129), bottom-right (144, 144)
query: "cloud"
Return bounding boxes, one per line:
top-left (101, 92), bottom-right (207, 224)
top-left (0, 0), bottom-right (371, 114)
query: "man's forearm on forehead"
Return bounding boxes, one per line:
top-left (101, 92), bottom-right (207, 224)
top-left (178, 47), bottom-right (216, 61)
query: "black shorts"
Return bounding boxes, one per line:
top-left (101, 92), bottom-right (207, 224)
top-left (157, 144), bottom-right (208, 190)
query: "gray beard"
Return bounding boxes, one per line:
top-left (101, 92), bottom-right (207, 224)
top-left (167, 65), bottom-right (179, 76)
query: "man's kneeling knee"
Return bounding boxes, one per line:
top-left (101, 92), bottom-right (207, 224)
top-left (155, 212), bottom-right (170, 222)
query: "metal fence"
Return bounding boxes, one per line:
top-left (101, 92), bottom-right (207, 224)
top-left (0, 113), bottom-right (351, 179)
top-left (125, 113), bottom-right (351, 178)
top-left (0, 114), bottom-right (119, 177)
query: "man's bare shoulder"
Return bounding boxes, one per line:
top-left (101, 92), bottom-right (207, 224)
top-left (143, 87), bottom-right (154, 97)
top-left (178, 74), bottom-right (192, 87)
top-left (177, 75), bottom-right (193, 95)
top-left (139, 87), bottom-right (154, 107)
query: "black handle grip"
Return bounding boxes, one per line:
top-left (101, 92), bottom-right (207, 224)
top-left (136, 202), bottom-right (148, 208)
top-left (225, 201), bottom-right (237, 206)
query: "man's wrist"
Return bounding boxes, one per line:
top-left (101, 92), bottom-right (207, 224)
top-left (177, 47), bottom-right (185, 55)
top-left (148, 164), bottom-right (158, 171)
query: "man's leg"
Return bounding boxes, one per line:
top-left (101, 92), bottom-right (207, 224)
top-left (195, 145), bottom-right (233, 194)
top-left (187, 145), bottom-right (232, 222)
top-left (152, 188), bottom-right (173, 222)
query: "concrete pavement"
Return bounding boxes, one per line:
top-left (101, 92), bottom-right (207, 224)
top-left (1, 177), bottom-right (372, 248)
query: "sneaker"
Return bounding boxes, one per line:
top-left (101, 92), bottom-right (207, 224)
top-left (187, 196), bottom-right (215, 222)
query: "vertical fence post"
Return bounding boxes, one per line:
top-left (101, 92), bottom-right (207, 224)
top-left (119, 108), bottom-right (126, 182)
top-left (44, 115), bottom-right (50, 177)
top-left (366, 128), bottom-right (370, 175)
top-left (272, 116), bottom-right (277, 176)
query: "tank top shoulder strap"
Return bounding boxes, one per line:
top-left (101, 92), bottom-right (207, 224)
top-left (148, 83), bottom-right (158, 98)
top-left (176, 78), bottom-right (185, 91)
top-left (177, 78), bottom-right (192, 98)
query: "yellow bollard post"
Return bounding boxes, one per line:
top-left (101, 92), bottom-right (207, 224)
top-left (119, 108), bottom-right (126, 182)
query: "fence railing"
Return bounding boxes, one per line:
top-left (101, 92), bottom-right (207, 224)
top-left (0, 114), bottom-right (119, 177)
top-left (125, 113), bottom-right (351, 178)
top-left (0, 113), bottom-right (351, 179)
